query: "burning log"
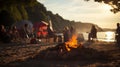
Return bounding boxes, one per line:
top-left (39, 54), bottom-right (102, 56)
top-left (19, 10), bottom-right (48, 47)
top-left (65, 35), bottom-right (83, 51)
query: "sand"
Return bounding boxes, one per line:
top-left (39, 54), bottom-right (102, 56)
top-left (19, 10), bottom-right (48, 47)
top-left (0, 41), bottom-right (120, 67)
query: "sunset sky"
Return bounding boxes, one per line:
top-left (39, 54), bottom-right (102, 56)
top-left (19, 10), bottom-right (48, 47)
top-left (37, 0), bottom-right (120, 29)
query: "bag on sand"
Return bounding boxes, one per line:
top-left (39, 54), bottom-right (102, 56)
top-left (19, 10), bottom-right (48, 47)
top-left (30, 38), bottom-right (37, 44)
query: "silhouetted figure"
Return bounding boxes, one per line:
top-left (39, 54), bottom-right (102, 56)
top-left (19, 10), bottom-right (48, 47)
top-left (47, 25), bottom-right (54, 37)
top-left (88, 32), bottom-right (91, 42)
top-left (30, 27), bottom-right (36, 38)
top-left (115, 23), bottom-right (120, 46)
top-left (11, 26), bottom-right (20, 42)
top-left (21, 24), bottom-right (30, 39)
top-left (63, 26), bottom-right (70, 42)
top-left (46, 25), bottom-right (56, 42)
top-left (70, 26), bottom-right (76, 38)
top-left (0, 25), bottom-right (6, 41)
top-left (0, 25), bottom-right (11, 43)
top-left (30, 27), bottom-right (38, 44)
top-left (89, 25), bottom-right (97, 42)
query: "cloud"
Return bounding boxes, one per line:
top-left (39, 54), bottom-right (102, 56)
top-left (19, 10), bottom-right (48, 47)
top-left (45, 0), bottom-right (102, 14)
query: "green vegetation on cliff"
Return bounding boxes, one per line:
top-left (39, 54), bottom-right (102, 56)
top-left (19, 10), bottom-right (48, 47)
top-left (0, 0), bottom-right (37, 26)
top-left (0, 0), bottom-right (102, 32)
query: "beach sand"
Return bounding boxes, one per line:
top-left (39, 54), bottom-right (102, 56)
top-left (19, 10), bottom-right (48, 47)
top-left (0, 41), bottom-right (120, 67)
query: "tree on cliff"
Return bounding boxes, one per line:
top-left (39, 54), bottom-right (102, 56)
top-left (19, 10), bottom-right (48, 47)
top-left (85, 0), bottom-right (120, 13)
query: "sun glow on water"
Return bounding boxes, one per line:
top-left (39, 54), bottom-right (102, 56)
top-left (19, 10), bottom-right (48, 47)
top-left (105, 31), bottom-right (115, 42)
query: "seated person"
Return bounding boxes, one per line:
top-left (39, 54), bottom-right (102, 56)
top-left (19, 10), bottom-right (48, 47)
top-left (0, 25), bottom-right (11, 43)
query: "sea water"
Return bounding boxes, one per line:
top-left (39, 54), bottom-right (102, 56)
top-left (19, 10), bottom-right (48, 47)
top-left (82, 31), bottom-right (115, 42)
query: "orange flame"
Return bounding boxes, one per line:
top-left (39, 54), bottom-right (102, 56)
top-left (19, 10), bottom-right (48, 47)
top-left (65, 35), bottom-right (78, 51)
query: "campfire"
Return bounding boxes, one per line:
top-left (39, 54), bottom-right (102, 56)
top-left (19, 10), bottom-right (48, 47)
top-left (36, 34), bottom-right (107, 61)
top-left (65, 35), bottom-right (82, 51)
